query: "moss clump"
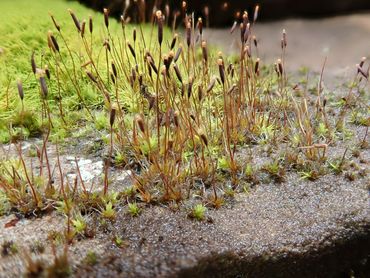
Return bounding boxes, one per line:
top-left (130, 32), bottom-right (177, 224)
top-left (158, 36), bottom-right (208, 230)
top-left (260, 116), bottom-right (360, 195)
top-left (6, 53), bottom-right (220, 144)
top-left (0, 0), bottom-right (150, 143)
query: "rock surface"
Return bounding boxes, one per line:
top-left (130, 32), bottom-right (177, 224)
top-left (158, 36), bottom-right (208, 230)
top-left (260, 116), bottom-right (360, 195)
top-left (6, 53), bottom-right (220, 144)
top-left (73, 173), bottom-right (370, 277)
top-left (77, 0), bottom-right (370, 24)
top-left (1, 170), bottom-right (369, 277)
top-left (205, 12), bottom-right (370, 85)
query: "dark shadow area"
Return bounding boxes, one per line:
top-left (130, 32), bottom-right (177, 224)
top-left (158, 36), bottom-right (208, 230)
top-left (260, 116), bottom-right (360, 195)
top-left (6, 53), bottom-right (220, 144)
top-left (75, 0), bottom-right (370, 25)
top-left (178, 227), bottom-right (370, 278)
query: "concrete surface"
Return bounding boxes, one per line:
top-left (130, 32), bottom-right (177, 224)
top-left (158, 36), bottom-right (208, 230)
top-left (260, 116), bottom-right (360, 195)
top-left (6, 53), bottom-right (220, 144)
top-left (206, 13), bottom-right (370, 82)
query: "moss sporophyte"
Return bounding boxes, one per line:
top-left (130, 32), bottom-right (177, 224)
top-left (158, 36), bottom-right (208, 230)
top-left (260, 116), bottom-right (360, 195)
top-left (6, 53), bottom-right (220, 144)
top-left (0, 0), bottom-right (368, 258)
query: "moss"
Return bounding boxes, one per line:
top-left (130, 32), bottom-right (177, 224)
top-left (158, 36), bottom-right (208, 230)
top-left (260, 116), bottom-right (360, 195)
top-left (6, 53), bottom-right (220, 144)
top-left (83, 251), bottom-right (98, 266)
top-left (11, 110), bottom-right (42, 137)
top-left (0, 0), bottom-right (150, 143)
top-left (1, 240), bottom-right (18, 257)
top-left (0, 191), bottom-right (10, 216)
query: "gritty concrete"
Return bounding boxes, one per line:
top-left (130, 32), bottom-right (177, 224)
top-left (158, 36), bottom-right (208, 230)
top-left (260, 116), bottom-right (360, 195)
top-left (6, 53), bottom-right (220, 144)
top-left (205, 12), bottom-right (370, 85)
top-left (1, 172), bottom-right (368, 278)
top-left (74, 173), bottom-right (370, 278)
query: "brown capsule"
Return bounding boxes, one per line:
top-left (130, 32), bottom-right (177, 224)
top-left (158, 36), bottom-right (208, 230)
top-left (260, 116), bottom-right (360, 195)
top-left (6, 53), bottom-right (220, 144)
top-left (217, 59), bottom-right (225, 85)
top-left (244, 45), bottom-right (251, 58)
top-left (81, 20), bottom-right (86, 38)
top-left (135, 114), bottom-right (145, 134)
top-left (170, 34), bottom-right (178, 50)
top-left (253, 36), bottom-right (257, 48)
top-left (68, 9), bottom-right (81, 32)
top-left (45, 65), bottom-right (51, 79)
top-left (156, 11), bottom-right (163, 46)
top-left (163, 54), bottom-right (169, 71)
top-left (147, 63), bottom-right (152, 79)
top-left (173, 63), bottom-right (182, 83)
top-left (39, 77), bottom-right (48, 98)
top-left (104, 40), bottom-right (111, 52)
top-left (148, 96), bottom-right (155, 110)
top-left (31, 52), bottom-right (37, 74)
top-left (132, 67), bottom-right (137, 82)
top-left (103, 8), bottom-right (109, 29)
top-left (50, 35), bottom-right (59, 52)
top-left (180, 82), bottom-right (185, 97)
top-left (48, 31), bottom-right (59, 52)
top-left (197, 17), bottom-right (203, 35)
top-left (198, 85), bottom-right (203, 102)
top-left (357, 64), bottom-right (369, 79)
top-left (110, 107), bottom-right (116, 127)
top-left (254, 58), bottom-right (260, 74)
top-left (86, 71), bottom-right (97, 83)
top-left (127, 41), bottom-right (136, 59)
top-left (227, 63), bottom-right (232, 75)
top-left (277, 59), bottom-right (283, 76)
top-left (206, 77), bottom-right (216, 93)
top-left (174, 111), bottom-right (180, 128)
top-left (50, 14), bottom-right (60, 31)
top-left (358, 57), bottom-right (366, 75)
top-left (167, 139), bottom-right (174, 151)
top-left (111, 62), bottom-right (117, 78)
top-left (186, 21), bottom-right (191, 47)
top-left (359, 57), bottom-right (366, 68)
top-left (89, 15), bottom-right (93, 33)
top-left (199, 132), bottom-right (208, 146)
top-left (174, 46), bottom-right (182, 63)
top-left (17, 80), bottom-right (24, 101)
top-left (201, 41), bottom-right (208, 62)
top-left (240, 23), bottom-right (245, 43)
top-left (168, 51), bottom-right (174, 65)
top-left (244, 23), bottom-right (250, 43)
top-left (230, 66), bottom-right (235, 78)
top-left (146, 50), bottom-right (155, 63)
top-left (110, 73), bottom-right (116, 84)
top-left (148, 57), bottom-right (158, 74)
